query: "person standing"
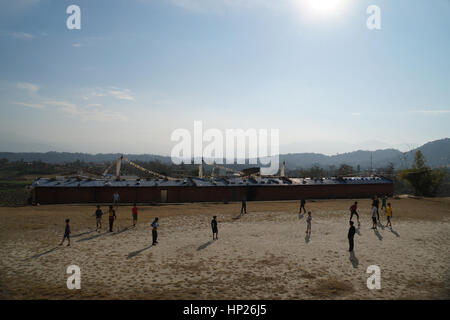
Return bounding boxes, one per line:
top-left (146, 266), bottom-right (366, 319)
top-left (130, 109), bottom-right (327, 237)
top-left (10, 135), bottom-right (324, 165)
top-left (306, 211), bottom-right (312, 235)
top-left (151, 217), bottom-right (159, 245)
top-left (131, 203), bottom-right (138, 227)
top-left (211, 216), bottom-right (218, 240)
top-left (381, 196), bottom-right (387, 211)
top-left (371, 205), bottom-right (378, 230)
top-left (299, 199), bottom-right (306, 214)
top-left (385, 203), bottom-right (393, 228)
top-left (59, 219), bottom-right (71, 246)
top-left (113, 192), bottom-right (120, 206)
top-left (349, 201), bottom-right (360, 224)
top-left (348, 221), bottom-right (356, 252)
top-left (241, 199), bottom-right (247, 214)
top-left (108, 205), bottom-right (116, 232)
top-left (94, 205), bottom-right (103, 231)
top-left (372, 196), bottom-right (380, 221)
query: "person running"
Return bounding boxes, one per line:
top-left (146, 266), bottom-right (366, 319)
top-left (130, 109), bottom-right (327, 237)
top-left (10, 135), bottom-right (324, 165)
top-left (349, 201), bottom-right (360, 224)
top-left (241, 199), bottom-right (247, 214)
top-left (59, 219), bottom-right (71, 246)
top-left (385, 203), bottom-right (393, 228)
top-left (348, 221), bottom-right (356, 252)
top-left (306, 211), bottom-right (312, 235)
top-left (371, 205), bottom-right (378, 230)
top-left (94, 205), bottom-right (103, 231)
top-left (131, 203), bottom-right (138, 227)
top-left (372, 196), bottom-right (380, 221)
top-left (113, 192), bottom-right (120, 206)
top-left (108, 205), bottom-right (116, 232)
top-left (151, 217), bottom-right (159, 245)
top-left (299, 199), bottom-right (306, 214)
top-left (381, 196), bottom-right (387, 211)
top-left (211, 216), bottom-right (218, 240)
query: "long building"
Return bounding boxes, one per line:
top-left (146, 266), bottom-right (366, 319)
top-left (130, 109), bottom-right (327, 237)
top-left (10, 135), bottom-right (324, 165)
top-left (31, 176), bottom-right (394, 204)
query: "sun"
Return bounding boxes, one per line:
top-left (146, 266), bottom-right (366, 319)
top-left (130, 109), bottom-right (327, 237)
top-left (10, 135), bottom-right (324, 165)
top-left (295, 0), bottom-right (350, 19)
top-left (308, 0), bottom-right (341, 12)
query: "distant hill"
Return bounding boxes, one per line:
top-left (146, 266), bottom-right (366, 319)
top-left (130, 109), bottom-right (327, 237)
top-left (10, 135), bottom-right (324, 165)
top-left (281, 138), bottom-right (449, 169)
top-left (0, 152), bottom-right (172, 165)
top-left (0, 138), bottom-right (448, 169)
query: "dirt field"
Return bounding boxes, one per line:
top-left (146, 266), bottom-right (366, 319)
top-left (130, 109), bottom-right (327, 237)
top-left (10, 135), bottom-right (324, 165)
top-left (0, 198), bottom-right (449, 300)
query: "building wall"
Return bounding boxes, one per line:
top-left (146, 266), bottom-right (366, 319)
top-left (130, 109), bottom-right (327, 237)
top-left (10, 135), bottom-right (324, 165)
top-left (34, 183), bottom-right (394, 204)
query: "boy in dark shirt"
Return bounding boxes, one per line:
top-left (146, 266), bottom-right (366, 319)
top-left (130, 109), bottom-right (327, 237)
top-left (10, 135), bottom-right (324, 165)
top-left (94, 205), bottom-right (103, 231)
top-left (241, 199), bottom-right (247, 214)
top-left (299, 199), bottom-right (306, 214)
top-left (151, 217), bottom-right (159, 245)
top-left (211, 216), bottom-right (218, 240)
top-left (348, 221), bottom-right (356, 252)
top-left (108, 205), bottom-right (116, 232)
top-left (60, 219), bottom-right (71, 246)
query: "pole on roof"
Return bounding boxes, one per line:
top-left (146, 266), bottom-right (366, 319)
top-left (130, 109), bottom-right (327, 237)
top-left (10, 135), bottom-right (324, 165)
top-left (199, 157), bottom-right (204, 179)
top-left (116, 155), bottom-right (122, 180)
top-left (280, 161), bottom-right (286, 177)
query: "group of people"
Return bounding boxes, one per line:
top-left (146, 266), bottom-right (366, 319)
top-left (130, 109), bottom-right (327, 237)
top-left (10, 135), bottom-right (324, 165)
top-left (59, 192), bottom-right (160, 246)
top-left (296, 197), bottom-right (393, 253)
top-left (347, 195), bottom-right (393, 252)
top-left (59, 193), bottom-right (393, 253)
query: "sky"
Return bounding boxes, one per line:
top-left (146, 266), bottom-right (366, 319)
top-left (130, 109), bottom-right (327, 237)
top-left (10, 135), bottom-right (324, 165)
top-left (0, 0), bottom-right (449, 156)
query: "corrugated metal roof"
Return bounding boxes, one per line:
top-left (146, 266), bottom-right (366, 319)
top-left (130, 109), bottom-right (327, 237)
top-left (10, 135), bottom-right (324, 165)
top-left (32, 176), bottom-right (392, 188)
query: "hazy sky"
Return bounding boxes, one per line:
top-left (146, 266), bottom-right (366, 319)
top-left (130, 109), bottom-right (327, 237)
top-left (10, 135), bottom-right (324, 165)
top-left (0, 0), bottom-right (449, 155)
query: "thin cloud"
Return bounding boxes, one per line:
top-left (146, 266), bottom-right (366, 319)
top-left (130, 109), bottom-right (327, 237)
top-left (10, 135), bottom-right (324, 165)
top-left (72, 43), bottom-right (82, 47)
top-left (9, 31), bottom-right (35, 40)
top-left (17, 82), bottom-right (39, 94)
top-left (45, 100), bottom-right (128, 122)
top-left (162, 0), bottom-right (284, 13)
top-left (412, 110), bottom-right (450, 115)
top-left (14, 102), bottom-right (45, 109)
top-left (87, 87), bottom-right (136, 101)
top-left (108, 88), bottom-right (135, 101)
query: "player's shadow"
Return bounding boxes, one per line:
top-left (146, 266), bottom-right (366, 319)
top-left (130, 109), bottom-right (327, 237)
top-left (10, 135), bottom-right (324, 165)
top-left (349, 251), bottom-right (359, 268)
top-left (305, 233), bottom-right (310, 243)
top-left (28, 246), bottom-right (59, 260)
top-left (298, 213), bottom-right (304, 220)
top-left (197, 240), bottom-right (214, 251)
top-left (377, 221), bottom-right (385, 230)
top-left (76, 231), bottom-right (111, 242)
top-left (389, 227), bottom-right (400, 237)
top-left (373, 229), bottom-right (383, 241)
top-left (71, 230), bottom-right (96, 238)
top-left (127, 245), bottom-right (153, 259)
top-left (112, 226), bottom-right (133, 236)
top-left (232, 214), bottom-right (243, 222)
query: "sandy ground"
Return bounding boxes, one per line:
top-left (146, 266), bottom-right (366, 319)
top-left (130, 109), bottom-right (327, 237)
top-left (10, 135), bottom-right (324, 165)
top-left (0, 198), bottom-right (449, 300)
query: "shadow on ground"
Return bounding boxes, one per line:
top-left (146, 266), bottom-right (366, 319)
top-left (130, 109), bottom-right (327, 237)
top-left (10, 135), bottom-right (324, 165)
top-left (374, 229), bottom-right (383, 241)
top-left (127, 245), bottom-right (153, 259)
top-left (28, 246), bottom-right (60, 260)
top-left (349, 251), bottom-right (359, 268)
top-left (197, 240), bottom-right (214, 251)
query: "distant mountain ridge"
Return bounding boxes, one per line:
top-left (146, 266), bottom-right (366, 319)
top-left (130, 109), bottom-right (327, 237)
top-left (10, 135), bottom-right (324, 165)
top-left (0, 138), bottom-right (448, 169)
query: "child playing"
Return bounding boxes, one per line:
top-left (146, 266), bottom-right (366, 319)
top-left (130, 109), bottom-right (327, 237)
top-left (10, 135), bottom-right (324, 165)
top-left (94, 205), bottom-right (103, 231)
top-left (385, 203), bottom-right (393, 228)
top-left (108, 205), bottom-right (116, 232)
top-left (132, 203), bottom-right (138, 227)
top-left (59, 219), bottom-right (71, 246)
top-left (306, 211), bottom-right (312, 235)
top-left (371, 205), bottom-right (378, 230)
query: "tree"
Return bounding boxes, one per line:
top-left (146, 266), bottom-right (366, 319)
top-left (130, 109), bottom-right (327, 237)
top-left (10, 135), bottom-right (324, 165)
top-left (398, 150), bottom-right (446, 196)
top-left (338, 164), bottom-right (353, 176)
